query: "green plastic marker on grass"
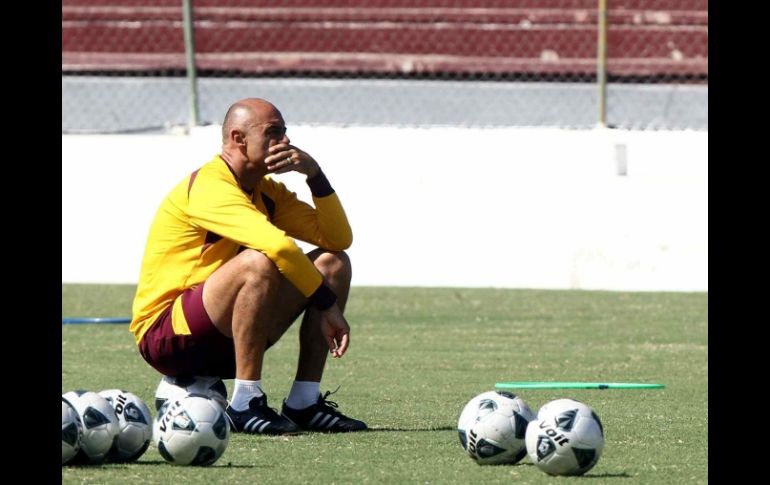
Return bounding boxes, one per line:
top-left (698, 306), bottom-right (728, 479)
top-left (495, 381), bottom-right (665, 390)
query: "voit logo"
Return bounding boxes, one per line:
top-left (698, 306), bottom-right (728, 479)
top-left (538, 420), bottom-right (570, 446)
top-left (83, 406), bottom-right (112, 429)
top-left (124, 403), bottom-right (146, 423)
top-left (536, 435), bottom-right (556, 461)
top-left (553, 409), bottom-right (578, 432)
top-left (171, 411), bottom-right (195, 432)
top-left (467, 428), bottom-right (506, 460)
top-left (476, 399), bottom-right (497, 421)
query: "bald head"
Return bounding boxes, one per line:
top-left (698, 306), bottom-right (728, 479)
top-left (221, 98), bottom-right (282, 143)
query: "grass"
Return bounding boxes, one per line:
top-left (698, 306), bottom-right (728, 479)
top-left (62, 284), bottom-right (707, 484)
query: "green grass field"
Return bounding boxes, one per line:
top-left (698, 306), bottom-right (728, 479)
top-left (62, 284), bottom-right (707, 484)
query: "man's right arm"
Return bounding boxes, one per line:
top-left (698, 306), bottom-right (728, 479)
top-left (318, 303), bottom-right (350, 358)
top-left (187, 166), bottom-right (326, 299)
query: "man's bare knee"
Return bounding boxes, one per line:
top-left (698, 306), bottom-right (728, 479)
top-left (236, 249), bottom-right (282, 285)
top-left (313, 250), bottom-right (352, 281)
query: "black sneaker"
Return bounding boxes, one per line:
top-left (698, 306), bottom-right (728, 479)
top-left (281, 389), bottom-right (368, 433)
top-left (226, 395), bottom-right (301, 435)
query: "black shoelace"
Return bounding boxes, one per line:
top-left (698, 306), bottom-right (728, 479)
top-left (319, 386), bottom-right (342, 415)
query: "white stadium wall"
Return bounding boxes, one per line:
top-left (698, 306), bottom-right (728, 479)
top-left (62, 126), bottom-right (707, 291)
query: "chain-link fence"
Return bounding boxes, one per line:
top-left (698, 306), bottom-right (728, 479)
top-left (62, 0), bottom-right (707, 133)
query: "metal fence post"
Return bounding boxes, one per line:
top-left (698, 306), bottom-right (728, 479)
top-left (597, 0), bottom-right (608, 128)
top-left (182, 0), bottom-right (199, 129)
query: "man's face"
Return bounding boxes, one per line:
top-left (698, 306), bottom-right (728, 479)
top-left (245, 113), bottom-right (289, 165)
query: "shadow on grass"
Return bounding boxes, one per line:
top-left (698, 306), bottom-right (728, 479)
top-left (511, 463), bottom-right (630, 477)
top-left (64, 460), bottom-right (170, 468)
top-left (366, 425), bottom-right (455, 432)
top-left (125, 460), bottom-right (259, 469)
top-left (582, 472), bottom-right (632, 478)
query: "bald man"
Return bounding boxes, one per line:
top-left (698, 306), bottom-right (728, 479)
top-left (129, 98), bottom-right (366, 434)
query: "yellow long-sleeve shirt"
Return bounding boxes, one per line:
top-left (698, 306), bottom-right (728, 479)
top-left (130, 155), bottom-right (352, 344)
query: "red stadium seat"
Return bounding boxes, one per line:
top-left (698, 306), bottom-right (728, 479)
top-left (61, 0), bottom-right (708, 79)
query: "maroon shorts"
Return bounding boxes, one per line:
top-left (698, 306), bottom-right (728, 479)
top-left (138, 283), bottom-right (236, 379)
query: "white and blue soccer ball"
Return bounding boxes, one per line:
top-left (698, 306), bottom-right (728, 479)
top-left (99, 389), bottom-right (153, 462)
top-left (153, 394), bottom-right (230, 466)
top-left (62, 390), bottom-right (120, 464)
top-left (457, 390), bottom-right (535, 465)
top-left (525, 398), bottom-right (605, 476)
top-left (154, 376), bottom-right (228, 412)
top-left (61, 397), bottom-right (83, 465)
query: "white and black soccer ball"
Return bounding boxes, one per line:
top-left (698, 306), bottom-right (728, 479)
top-left (154, 376), bottom-right (228, 412)
top-left (62, 390), bottom-right (120, 464)
top-left (457, 390), bottom-right (535, 465)
top-left (61, 397), bottom-right (83, 465)
top-left (525, 398), bottom-right (604, 476)
top-left (99, 389), bottom-right (153, 462)
top-left (153, 394), bottom-right (230, 466)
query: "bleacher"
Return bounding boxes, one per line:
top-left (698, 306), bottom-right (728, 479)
top-left (62, 0), bottom-right (707, 79)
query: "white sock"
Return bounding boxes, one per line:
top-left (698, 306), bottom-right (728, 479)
top-left (229, 379), bottom-right (264, 411)
top-left (285, 381), bottom-right (321, 410)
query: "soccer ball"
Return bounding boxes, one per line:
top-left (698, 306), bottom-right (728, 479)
top-left (153, 394), bottom-right (230, 466)
top-left (525, 398), bottom-right (604, 476)
top-left (457, 390), bottom-right (535, 465)
top-left (62, 390), bottom-right (120, 464)
top-left (154, 376), bottom-right (228, 412)
top-left (99, 389), bottom-right (153, 462)
top-left (61, 397), bottom-right (83, 465)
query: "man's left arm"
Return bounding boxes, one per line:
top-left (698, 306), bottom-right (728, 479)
top-left (267, 173), bottom-right (352, 250)
top-left (264, 144), bottom-right (352, 250)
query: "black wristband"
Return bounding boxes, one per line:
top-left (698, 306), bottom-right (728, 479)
top-left (310, 283), bottom-right (337, 311)
top-left (306, 171), bottom-right (334, 197)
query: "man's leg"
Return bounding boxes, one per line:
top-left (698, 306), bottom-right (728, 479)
top-left (201, 248), bottom-right (308, 434)
top-left (280, 250), bottom-right (367, 432)
top-left (202, 247), bottom-right (364, 433)
top-left (297, 249), bottom-right (351, 381)
top-left (234, 248), bottom-right (352, 380)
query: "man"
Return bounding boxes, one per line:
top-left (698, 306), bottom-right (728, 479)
top-left (129, 98), bottom-right (366, 434)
